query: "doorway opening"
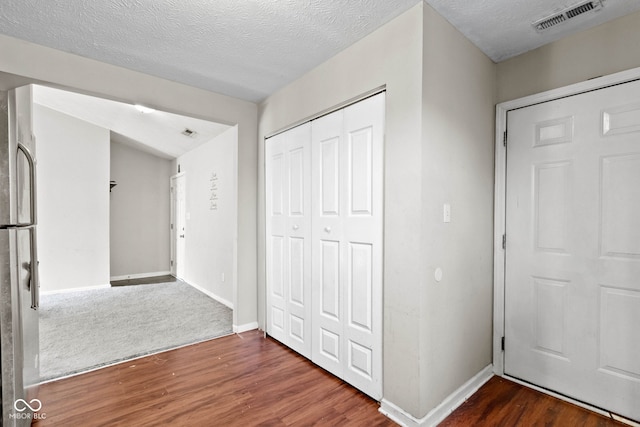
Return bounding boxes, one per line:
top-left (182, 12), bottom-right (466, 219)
top-left (30, 84), bottom-right (239, 380)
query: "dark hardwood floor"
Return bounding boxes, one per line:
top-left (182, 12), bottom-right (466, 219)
top-left (110, 274), bottom-right (177, 287)
top-left (33, 331), bottom-right (630, 426)
top-left (33, 330), bottom-right (393, 426)
top-left (441, 376), bottom-right (628, 427)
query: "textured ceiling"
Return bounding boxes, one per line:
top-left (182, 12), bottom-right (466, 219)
top-left (0, 0), bottom-right (420, 102)
top-left (2, 1), bottom-right (639, 102)
top-left (425, 0), bottom-right (640, 62)
top-left (5, 1), bottom-right (640, 158)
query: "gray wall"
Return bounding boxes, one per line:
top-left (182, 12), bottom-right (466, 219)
top-left (420, 5), bottom-right (496, 414)
top-left (109, 138), bottom-right (172, 279)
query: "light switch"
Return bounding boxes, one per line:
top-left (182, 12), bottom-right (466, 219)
top-left (443, 203), bottom-right (451, 223)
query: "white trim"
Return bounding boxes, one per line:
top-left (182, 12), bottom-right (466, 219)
top-left (264, 86), bottom-right (386, 139)
top-left (379, 365), bottom-right (494, 427)
top-left (109, 271), bottom-right (172, 282)
top-left (41, 284), bottom-right (110, 295)
top-left (186, 281), bottom-right (234, 309)
top-left (493, 66), bottom-right (640, 396)
top-left (612, 414), bottom-right (640, 427)
top-left (233, 322), bottom-right (259, 333)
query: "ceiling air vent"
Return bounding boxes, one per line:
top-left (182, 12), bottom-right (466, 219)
top-left (182, 128), bottom-right (198, 138)
top-left (533, 0), bottom-right (604, 32)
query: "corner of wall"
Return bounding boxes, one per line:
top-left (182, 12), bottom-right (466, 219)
top-left (419, 2), bottom-right (497, 418)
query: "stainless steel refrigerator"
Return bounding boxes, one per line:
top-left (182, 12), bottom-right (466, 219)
top-left (0, 85), bottom-right (40, 426)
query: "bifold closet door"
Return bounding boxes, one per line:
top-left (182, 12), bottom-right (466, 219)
top-left (265, 123), bottom-right (312, 358)
top-left (311, 93), bottom-right (384, 400)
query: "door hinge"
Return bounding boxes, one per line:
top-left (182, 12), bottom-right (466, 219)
top-left (503, 131), bottom-right (507, 147)
top-left (171, 223), bottom-right (174, 230)
top-left (502, 234), bottom-right (506, 250)
top-left (171, 260), bottom-right (174, 267)
top-left (501, 336), bottom-right (505, 351)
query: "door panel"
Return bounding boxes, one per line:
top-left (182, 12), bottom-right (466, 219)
top-left (311, 108), bottom-right (344, 378)
top-left (266, 134), bottom-right (287, 344)
top-left (311, 93), bottom-right (384, 399)
top-left (505, 80), bottom-right (640, 421)
top-left (320, 136), bottom-right (340, 216)
top-left (265, 123), bottom-right (312, 358)
top-left (600, 154), bottom-right (640, 258)
top-left (341, 94), bottom-right (383, 398)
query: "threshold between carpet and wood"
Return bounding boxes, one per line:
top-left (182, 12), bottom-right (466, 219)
top-left (39, 278), bottom-right (233, 382)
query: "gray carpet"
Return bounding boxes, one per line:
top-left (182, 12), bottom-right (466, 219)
top-left (39, 280), bottom-right (233, 381)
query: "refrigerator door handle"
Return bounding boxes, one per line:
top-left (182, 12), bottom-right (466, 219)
top-left (17, 142), bottom-right (37, 227)
top-left (30, 228), bottom-right (39, 310)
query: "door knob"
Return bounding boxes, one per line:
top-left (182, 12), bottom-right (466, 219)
top-left (180, 234), bottom-right (185, 238)
top-left (324, 226), bottom-right (331, 233)
top-left (292, 224), bottom-right (299, 230)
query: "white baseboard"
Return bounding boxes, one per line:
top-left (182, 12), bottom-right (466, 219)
top-left (41, 284), bottom-right (111, 295)
top-left (186, 281), bottom-right (234, 309)
top-left (379, 364), bottom-right (493, 427)
top-left (109, 271), bottom-right (171, 282)
top-left (233, 322), bottom-right (259, 333)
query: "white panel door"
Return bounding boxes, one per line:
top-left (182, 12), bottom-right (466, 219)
top-left (505, 80), bottom-right (640, 421)
top-left (265, 123), bottom-right (312, 358)
top-left (172, 174), bottom-right (186, 280)
top-left (311, 93), bottom-right (384, 399)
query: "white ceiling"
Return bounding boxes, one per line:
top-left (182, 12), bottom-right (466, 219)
top-left (0, 0), bottom-right (420, 103)
top-left (6, 1), bottom-right (640, 158)
top-left (33, 85), bottom-right (231, 159)
top-left (426, 0), bottom-right (640, 62)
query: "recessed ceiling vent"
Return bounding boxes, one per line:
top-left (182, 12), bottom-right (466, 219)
top-left (533, 0), bottom-right (604, 32)
top-left (181, 128), bottom-right (198, 138)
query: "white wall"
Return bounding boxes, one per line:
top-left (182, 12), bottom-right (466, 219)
top-left (176, 126), bottom-right (237, 307)
top-left (0, 34), bottom-right (258, 329)
top-left (110, 139), bottom-right (172, 279)
top-left (34, 104), bottom-right (110, 292)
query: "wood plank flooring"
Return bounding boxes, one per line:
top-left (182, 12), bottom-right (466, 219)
top-left (440, 376), bottom-right (628, 427)
top-left (110, 274), bottom-right (177, 287)
top-left (32, 330), bottom-right (394, 426)
top-left (33, 331), bottom-right (630, 426)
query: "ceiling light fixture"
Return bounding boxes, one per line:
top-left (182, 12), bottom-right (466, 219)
top-left (134, 104), bottom-right (156, 114)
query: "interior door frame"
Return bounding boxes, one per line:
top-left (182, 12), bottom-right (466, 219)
top-left (493, 66), bottom-right (640, 377)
